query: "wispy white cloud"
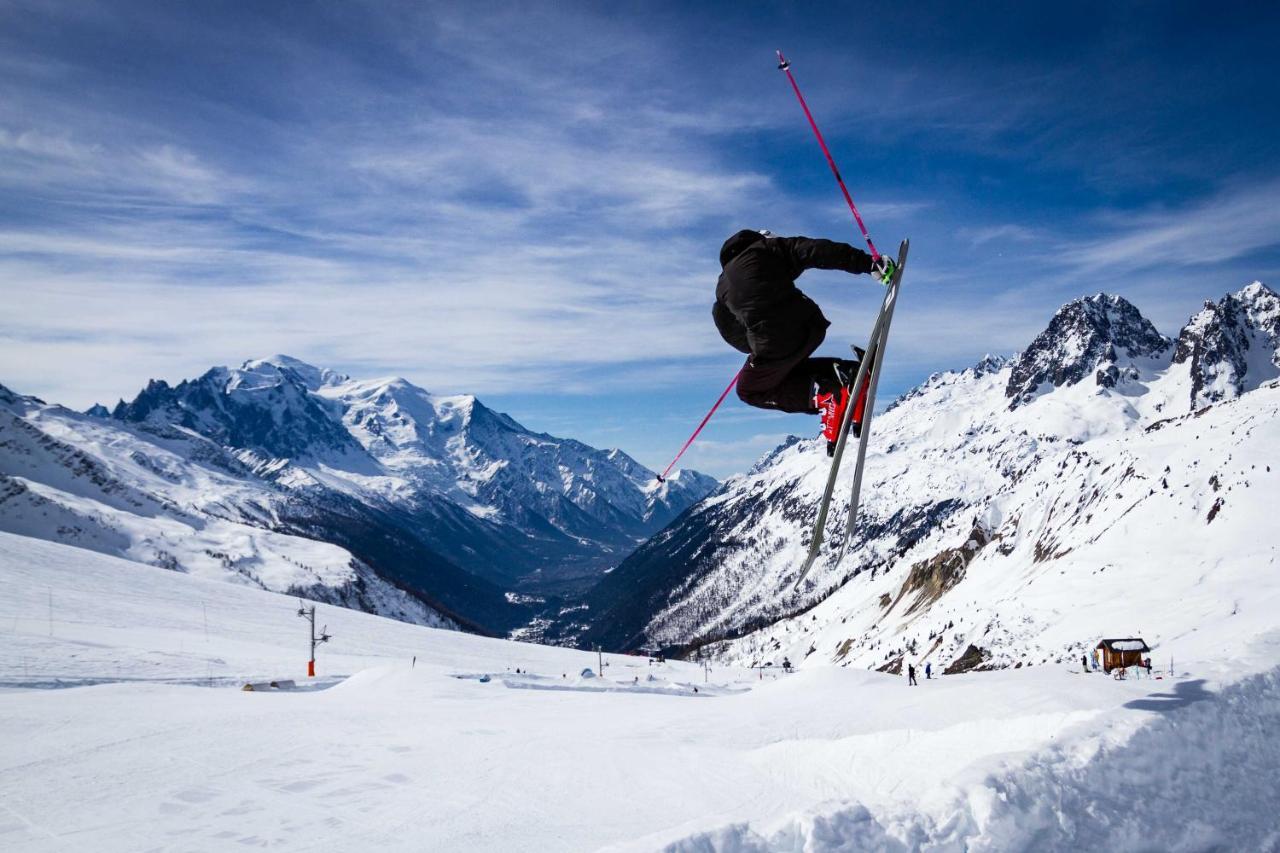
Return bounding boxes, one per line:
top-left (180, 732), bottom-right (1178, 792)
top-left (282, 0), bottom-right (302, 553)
top-left (856, 200), bottom-right (935, 222)
top-left (960, 223), bottom-right (1040, 247)
top-left (669, 432), bottom-right (794, 477)
top-left (0, 4), bottom-right (780, 412)
top-left (1063, 180), bottom-right (1280, 273)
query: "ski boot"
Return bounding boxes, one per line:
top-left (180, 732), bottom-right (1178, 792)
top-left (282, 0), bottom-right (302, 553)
top-left (815, 384), bottom-right (850, 457)
top-left (816, 351), bottom-right (873, 456)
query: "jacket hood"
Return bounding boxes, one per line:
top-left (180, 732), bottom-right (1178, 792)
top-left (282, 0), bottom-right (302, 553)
top-left (719, 229), bottom-right (766, 268)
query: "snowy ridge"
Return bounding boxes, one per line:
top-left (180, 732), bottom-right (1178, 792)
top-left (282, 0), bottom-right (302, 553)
top-left (579, 284), bottom-right (1280, 676)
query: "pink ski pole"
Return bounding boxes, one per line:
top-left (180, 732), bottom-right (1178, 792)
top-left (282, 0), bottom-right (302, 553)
top-left (776, 50), bottom-right (881, 261)
top-left (656, 369), bottom-right (740, 482)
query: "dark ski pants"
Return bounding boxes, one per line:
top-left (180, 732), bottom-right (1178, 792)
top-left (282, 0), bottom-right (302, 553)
top-left (737, 323), bottom-right (851, 415)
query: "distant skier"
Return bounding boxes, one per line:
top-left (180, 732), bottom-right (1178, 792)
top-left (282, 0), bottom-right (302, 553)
top-left (714, 230), bottom-right (895, 454)
top-left (925, 662), bottom-right (932, 680)
top-left (782, 657), bottom-right (793, 673)
top-left (1081, 654), bottom-right (1089, 672)
top-left (907, 664), bottom-right (918, 686)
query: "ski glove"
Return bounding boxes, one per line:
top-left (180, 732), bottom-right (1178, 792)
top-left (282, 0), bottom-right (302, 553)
top-left (870, 254), bottom-right (896, 286)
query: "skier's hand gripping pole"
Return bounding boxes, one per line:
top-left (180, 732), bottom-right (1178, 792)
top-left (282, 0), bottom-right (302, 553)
top-left (870, 254), bottom-right (896, 286)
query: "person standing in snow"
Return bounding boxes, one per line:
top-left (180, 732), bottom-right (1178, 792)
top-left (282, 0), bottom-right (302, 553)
top-left (1082, 654), bottom-right (1089, 672)
top-left (925, 662), bottom-right (932, 680)
top-left (907, 664), bottom-right (918, 686)
top-left (713, 230), bottom-right (894, 450)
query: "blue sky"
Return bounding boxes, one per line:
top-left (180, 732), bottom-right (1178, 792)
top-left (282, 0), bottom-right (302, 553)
top-left (2, 1), bottom-right (1278, 478)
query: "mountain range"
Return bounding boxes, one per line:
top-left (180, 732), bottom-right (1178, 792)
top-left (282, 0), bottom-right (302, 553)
top-left (0, 357), bottom-right (715, 635)
top-left (5, 282), bottom-right (1276, 666)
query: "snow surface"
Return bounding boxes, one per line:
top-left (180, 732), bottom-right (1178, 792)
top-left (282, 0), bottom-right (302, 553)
top-left (2, 532), bottom-right (1278, 851)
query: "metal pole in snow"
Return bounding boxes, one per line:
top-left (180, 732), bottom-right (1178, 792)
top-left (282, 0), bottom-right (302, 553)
top-left (300, 604), bottom-right (314, 677)
top-left (298, 601), bottom-right (325, 677)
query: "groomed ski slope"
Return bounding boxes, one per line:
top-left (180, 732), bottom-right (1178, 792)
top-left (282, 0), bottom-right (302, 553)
top-left (2, 532), bottom-right (1278, 852)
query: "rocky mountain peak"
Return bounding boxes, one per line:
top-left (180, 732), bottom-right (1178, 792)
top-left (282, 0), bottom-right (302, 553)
top-left (1172, 282), bottom-right (1280, 409)
top-left (1237, 280), bottom-right (1277, 306)
top-left (0, 382), bottom-right (31, 408)
top-left (240, 355), bottom-right (350, 392)
top-left (112, 363), bottom-right (365, 462)
top-left (1005, 293), bottom-right (1171, 407)
top-left (968, 353), bottom-right (1008, 378)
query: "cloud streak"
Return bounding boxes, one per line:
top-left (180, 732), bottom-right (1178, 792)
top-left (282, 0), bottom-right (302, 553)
top-left (1063, 181), bottom-right (1280, 274)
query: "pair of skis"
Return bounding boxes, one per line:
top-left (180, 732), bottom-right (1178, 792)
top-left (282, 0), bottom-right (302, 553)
top-left (793, 238), bottom-right (908, 591)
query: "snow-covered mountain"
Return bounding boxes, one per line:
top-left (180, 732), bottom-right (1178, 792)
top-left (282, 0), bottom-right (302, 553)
top-left (1173, 281), bottom-right (1280, 408)
top-left (1004, 292), bottom-right (1172, 406)
top-left (577, 284), bottom-right (1280, 670)
top-left (0, 357), bottom-right (714, 634)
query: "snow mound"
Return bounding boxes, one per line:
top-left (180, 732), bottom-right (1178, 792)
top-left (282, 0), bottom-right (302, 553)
top-left (648, 659), bottom-right (1280, 852)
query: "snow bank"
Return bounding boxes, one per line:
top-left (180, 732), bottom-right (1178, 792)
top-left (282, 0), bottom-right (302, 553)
top-left (644, 659), bottom-right (1280, 852)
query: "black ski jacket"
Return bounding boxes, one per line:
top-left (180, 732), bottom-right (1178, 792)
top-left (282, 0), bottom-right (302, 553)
top-left (713, 230), bottom-right (873, 362)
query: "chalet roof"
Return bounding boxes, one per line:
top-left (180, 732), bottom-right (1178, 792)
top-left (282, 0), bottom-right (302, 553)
top-left (1096, 638), bottom-right (1150, 652)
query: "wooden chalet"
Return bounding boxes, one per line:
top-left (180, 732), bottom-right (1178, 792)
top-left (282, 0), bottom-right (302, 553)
top-left (1095, 638), bottom-right (1150, 673)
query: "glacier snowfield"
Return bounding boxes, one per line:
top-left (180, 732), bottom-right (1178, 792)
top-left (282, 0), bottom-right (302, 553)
top-left (2, 532), bottom-right (1277, 851)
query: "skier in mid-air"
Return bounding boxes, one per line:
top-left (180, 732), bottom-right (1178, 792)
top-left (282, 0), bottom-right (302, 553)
top-left (714, 230), bottom-right (894, 453)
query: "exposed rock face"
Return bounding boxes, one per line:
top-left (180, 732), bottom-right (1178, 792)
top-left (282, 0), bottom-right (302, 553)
top-left (894, 522), bottom-right (991, 617)
top-left (1005, 294), bottom-right (1170, 407)
top-left (112, 363), bottom-right (365, 462)
top-left (944, 645), bottom-right (992, 675)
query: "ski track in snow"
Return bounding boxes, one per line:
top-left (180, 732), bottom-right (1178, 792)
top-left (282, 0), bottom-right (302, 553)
top-left (2, 532), bottom-right (1278, 851)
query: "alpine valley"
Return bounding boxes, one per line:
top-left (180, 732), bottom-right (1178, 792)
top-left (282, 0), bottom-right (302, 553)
top-left (564, 282), bottom-right (1280, 673)
top-left (0, 357), bottom-right (717, 635)
top-left (4, 282), bottom-right (1278, 667)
